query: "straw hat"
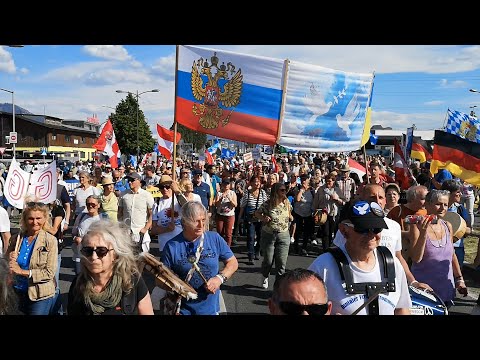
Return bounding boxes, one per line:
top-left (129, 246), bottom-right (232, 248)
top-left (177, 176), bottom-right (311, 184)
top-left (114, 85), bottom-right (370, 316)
top-left (101, 176), bottom-right (115, 186)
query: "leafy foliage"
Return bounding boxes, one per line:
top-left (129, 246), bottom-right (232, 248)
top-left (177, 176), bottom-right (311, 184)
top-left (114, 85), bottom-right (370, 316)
top-left (109, 94), bottom-right (155, 156)
top-left (174, 123), bottom-right (207, 151)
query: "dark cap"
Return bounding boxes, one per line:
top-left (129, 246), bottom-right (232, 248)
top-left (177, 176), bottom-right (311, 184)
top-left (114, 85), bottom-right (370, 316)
top-left (126, 172), bottom-right (141, 181)
top-left (347, 201), bottom-right (388, 230)
top-left (192, 169), bottom-right (203, 176)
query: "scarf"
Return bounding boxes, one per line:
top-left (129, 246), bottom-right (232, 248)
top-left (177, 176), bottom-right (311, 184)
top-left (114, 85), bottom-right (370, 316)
top-left (84, 274), bottom-right (123, 315)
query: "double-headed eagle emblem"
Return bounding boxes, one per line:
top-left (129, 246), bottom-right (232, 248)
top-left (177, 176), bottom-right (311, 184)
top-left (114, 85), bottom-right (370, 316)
top-left (191, 52), bottom-right (243, 129)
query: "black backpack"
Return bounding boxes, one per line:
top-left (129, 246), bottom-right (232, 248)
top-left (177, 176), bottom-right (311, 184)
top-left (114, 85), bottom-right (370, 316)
top-left (326, 245), bottom-right (396, 315)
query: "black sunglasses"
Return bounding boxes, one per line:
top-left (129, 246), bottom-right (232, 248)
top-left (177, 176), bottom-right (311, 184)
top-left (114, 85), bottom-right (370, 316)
top-left (80, 246), bottom-right (113, 258)
top-left (26, 202), bottom-right (46, 207)
top-left (127, 178), bottom-right (138, 182)
top-left (278, 188), bottom-right (286, 192)
top-left (354, 227), bottom-right (383, 235)
top-left (279, 301), bottom-right (329, 315)
top-left (86, 202), bottom-right (98, 208)
top-left (158, 184), bottom-right (171, 190)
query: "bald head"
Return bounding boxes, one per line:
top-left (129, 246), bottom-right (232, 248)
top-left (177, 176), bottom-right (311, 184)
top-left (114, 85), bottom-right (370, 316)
top-left (361, 184), bottom-right (386, 210)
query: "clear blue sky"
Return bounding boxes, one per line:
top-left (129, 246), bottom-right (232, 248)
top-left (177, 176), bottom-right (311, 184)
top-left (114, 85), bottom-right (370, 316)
top-left (1, 45), bottom-right (479, 135)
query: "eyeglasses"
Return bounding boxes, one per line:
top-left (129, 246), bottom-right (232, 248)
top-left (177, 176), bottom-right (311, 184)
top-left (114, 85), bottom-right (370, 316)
top-left (158, 184), bottom-right (171, 190)
top-left (26, 202), bottom-right (46, 207)
top-left (80, 246), bottom-right (113, 258)
top-left (86, 203), bottom-right (98, 208)
top-left (278, 301), bottom-right (329, 315)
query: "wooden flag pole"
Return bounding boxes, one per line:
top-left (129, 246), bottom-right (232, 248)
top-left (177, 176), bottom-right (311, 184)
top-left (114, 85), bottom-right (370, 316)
top-left (363, 145), bottom-right (370, 184)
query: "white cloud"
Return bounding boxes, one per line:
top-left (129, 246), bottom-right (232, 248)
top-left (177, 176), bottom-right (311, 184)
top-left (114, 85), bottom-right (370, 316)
top-left (40, 61), bottom-right (116, 82)
top-left (209, 45), bottom-right (480, 74)
top-left (85, 69), bottom-right (151, 86)
top-left (151, 54), bottom-right (176, 80)
top-left (424, 100), bottom-right (444, 106)
top-left (370, 110), bottom-right (444, 130)
top-left (439, 79), bottom-right (468, 88)
top-left (0, 47), bottom-right (16, 74)
top-left (82, 45), bottom-right (132, 62)
top-left (19, 67), bottom-right (29, 74)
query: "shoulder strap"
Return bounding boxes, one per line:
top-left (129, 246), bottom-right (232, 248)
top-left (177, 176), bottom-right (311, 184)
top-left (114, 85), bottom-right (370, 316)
top-left (376, 246), bottom-right (396, 292)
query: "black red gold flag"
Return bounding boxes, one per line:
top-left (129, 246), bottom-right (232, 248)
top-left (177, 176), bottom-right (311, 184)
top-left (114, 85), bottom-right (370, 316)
top-left (410, 137), bottom-right (432, 163)
top-left (431, 130), bottom-right (480, 186)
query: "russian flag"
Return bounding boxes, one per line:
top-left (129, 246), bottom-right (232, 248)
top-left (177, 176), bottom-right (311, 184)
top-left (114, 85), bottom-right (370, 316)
top-left (176, 45), bottom-right (285, 145)
top-left (157, 124), bottom-right (181, 160)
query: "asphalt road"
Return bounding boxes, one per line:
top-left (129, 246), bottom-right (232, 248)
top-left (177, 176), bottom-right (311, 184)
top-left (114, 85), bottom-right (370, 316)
top-left (55, 233), bottom-right (480, 315)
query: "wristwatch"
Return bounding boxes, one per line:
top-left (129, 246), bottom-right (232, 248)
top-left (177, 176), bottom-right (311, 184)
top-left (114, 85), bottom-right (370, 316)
top-left (218, 273), bottom-right (228, 283)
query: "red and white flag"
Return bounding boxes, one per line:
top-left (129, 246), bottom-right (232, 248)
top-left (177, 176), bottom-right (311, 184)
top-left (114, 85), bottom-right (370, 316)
top-left (157, 124), bottom-right (181, 160)
top-left (205, 149), bottom-right (214, 165)
top-left (394, 139), bottom-right (414, 190)
top-left (348, 158), bottom-right (366, 180)
top-left (93, 119), bottom-right (121, 168)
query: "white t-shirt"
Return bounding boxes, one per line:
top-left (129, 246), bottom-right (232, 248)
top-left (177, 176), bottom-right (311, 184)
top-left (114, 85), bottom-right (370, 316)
top-left (333, 218), bottom-right (402, 254)
top-left (308, 243), bottom-right (412, 315)
top-left (152, 196), bottom-right (183, 251)
top-left (0, 206), bottom-right (10, 254)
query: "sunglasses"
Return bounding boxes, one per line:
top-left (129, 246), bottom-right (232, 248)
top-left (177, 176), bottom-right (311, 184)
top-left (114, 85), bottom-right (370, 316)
top-left (158, 184), bottom-right (171, 190)
top-left (80, 246), bottom-right (113, 258)
top-left (354, 227), bottom-right (383, 235)
top-left (278, 189), bottom-right (286, 192)
top-left (86, 203), bottom-right (98, 208)
top-left (279, 301), bottom-right (329, 315)
top-left (26, 202), bottom-right (46, 207)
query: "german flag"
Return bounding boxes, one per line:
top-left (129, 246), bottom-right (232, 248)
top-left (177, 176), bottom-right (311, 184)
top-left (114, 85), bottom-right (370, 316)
top-left (431, 130), bottom-right (480, 186)
top-left (410, 136), bottom-right (432, 163)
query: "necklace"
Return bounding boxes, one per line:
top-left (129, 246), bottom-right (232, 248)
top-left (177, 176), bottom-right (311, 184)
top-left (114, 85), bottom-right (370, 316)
top-left (428, 224), bottom-right (445, 248)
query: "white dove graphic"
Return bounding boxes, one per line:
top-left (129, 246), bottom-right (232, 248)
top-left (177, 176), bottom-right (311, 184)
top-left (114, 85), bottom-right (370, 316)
top-left (354, 203), bottom-right (370, 215)
top-left (303, 83), bottom-right (333, 123)
top-left (336, 93), bottom-right (361, 138)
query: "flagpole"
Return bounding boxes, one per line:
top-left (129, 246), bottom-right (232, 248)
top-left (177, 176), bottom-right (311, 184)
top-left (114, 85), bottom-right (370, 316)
top-left (274, 58), bottom-right (291, 145)
top-left (441, 108), bottom-right (449, 129)
top-left (171, 45), bottom-right (181, 219)
top-left (363, 145), bottom-right (370, 184)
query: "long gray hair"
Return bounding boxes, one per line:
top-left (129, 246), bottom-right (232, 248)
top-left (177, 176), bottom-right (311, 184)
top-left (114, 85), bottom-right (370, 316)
top-left (77, 220), bottom-right (139, 294)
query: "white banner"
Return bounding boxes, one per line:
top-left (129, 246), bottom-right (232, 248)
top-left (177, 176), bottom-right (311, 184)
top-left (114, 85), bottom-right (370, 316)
top-left (4, 159), bottom-right (57, 209)
top-left (28, 161), bottom-right (57, 206)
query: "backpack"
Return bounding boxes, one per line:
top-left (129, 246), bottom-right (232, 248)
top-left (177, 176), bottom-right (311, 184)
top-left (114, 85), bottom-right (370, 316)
top-left (326, 245), bottom-right (396, 315)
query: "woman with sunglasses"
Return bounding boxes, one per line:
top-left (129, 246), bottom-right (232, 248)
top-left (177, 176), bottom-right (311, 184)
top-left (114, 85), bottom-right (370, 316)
top-left (67, 220), bottom-right (154, 315)
top-left (269, 268), bottom-right (332, 315)
top-left (151, 175), bottom-right (188, 254)
top-left (308, 200), bottom-right (412, 315)
top-left (72, 171), bottom-right (101, 220)
top-left (6, 201), bottom-right (58, 315)
top-left (255, 182), bottom-right (294, 289)
top-left (161, 201), bottom-right (238, 315)
top-left (71, 195), bottom-right (102, 274)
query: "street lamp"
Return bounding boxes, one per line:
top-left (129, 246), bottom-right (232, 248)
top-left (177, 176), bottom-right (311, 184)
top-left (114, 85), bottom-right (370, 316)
top-left (115, 89), bottom-right (160, 167)
top-left (0, 88), bottom-right (15, 156)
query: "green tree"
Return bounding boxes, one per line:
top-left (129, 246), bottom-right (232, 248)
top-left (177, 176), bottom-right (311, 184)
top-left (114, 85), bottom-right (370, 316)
top-left (110, 94), bottom-right (155, 158)
top-left (174, 123), bottom-right (207, 152)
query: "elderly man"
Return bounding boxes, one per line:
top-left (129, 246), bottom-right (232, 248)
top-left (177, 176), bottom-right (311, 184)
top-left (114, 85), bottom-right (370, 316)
top-left (309, 200), bottom-right (412, 315)
top-left (118, 172), bottom-right (154, 252)
top-left (269, 268), bottom-right (332, 315)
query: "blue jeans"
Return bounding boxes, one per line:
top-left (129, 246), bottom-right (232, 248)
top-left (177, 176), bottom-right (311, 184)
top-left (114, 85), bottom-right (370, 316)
top-left (246, 221), bottom-right (262, 258)
top-left (260, 230), bottom-right (290, 279)
top-left (16, 290), bottom-right (55, 315)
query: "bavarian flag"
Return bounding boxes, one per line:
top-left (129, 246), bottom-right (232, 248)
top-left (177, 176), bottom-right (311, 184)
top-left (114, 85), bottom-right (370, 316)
top-left (431, 130), bottom-right (480, 186)
top-left (410, 136), bottom-right (432, 163)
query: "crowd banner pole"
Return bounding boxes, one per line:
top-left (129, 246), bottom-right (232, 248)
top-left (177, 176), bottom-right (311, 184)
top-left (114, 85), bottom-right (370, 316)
top-left (363, 145), bottom-right (370, 183)
top-left (275, 58), bottom-right (291, 144)
top-left (171, 45), bottom-right (181, 218)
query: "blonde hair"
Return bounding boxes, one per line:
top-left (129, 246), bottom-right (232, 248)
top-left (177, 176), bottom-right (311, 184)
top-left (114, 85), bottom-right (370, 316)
top-left (178, 178), bottom-right (193, 192)
top-left (20, 199), bottom-right (52, 234)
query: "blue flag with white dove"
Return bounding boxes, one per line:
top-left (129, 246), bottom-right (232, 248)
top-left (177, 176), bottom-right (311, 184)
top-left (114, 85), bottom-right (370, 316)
top-left (278, 61), bottom-right (374, 152)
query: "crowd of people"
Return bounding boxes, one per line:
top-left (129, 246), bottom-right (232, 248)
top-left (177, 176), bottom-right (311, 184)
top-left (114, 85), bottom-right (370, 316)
top-left (0, 148), bottom-right (478, 315)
